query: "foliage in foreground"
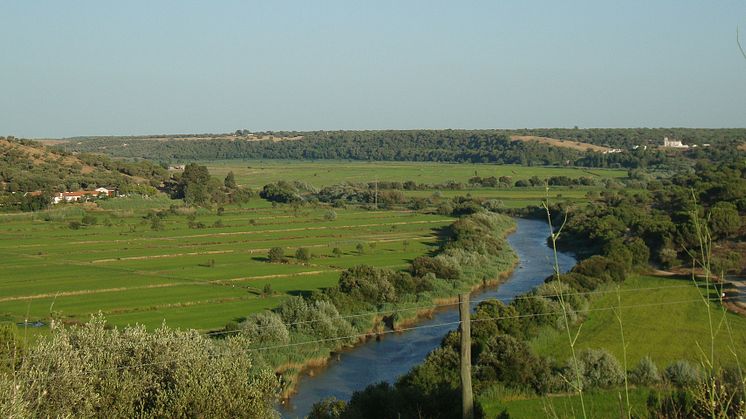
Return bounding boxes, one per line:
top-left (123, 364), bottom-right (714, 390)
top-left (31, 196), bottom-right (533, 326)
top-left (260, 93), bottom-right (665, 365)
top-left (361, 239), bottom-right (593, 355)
top-left (0, 316), bottom-right (279, 418)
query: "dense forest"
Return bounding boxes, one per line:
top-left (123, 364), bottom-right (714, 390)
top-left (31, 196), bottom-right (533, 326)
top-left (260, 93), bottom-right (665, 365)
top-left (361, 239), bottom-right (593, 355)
top-left (53, 128), bottom-right (746, 169)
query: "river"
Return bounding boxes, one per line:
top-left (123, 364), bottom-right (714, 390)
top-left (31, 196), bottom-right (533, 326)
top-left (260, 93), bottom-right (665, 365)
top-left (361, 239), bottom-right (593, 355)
top-left (279, 217), bottom-right (577, 418)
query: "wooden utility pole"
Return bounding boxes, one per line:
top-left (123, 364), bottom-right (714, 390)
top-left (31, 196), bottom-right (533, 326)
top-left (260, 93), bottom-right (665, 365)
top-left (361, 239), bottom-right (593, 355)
top-left (374, 177), bottom-right (378, 210)
top-left (459, 293), bottom-right (474, 419)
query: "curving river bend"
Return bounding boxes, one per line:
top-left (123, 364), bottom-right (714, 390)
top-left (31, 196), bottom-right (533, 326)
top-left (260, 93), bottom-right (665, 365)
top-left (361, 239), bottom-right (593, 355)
top-left (280, 218), bottom-right (577, 418)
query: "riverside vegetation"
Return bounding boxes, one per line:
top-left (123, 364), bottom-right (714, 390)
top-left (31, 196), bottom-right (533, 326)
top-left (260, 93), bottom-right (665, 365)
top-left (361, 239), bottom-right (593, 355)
top-left (1, 135), bottom-right (745, 417)
top-left (308, 160), bottom-right (746, 418)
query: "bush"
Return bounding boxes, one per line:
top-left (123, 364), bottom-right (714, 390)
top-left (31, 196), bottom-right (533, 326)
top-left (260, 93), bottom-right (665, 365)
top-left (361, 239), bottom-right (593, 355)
top-left (308, 397), bottom-right (346, 419)
top-left (629, 356), bottom-right (660, 385)
top-left (475, 334), bottom-right (551, 394)
top-left (241, 311), bottom-right (290, 345)
top-left (268, 247), bottom-right (285, 263)
top-left (338, 265), bottom-right (398, 305)
top-left (663, 360), bottom-right (701, 387)
top-left (0, 315), bottom-right (279, 418)
top-left (295, 247), bottom-right (311, 262)
top-left (571, 348), bottom-right (625, 390)
top-left (324, 209), bottom-right (337, 221)
top-left (410, 256), bottom-right (461, 280)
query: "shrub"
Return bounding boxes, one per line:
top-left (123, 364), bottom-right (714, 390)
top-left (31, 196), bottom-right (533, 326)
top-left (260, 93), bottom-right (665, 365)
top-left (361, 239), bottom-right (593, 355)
top-left (332, 247), bottom-right (343, 257)
top-left (410, 256), bottom-right (461, 280)
top-left (241, 311), bottom-right (290, 345)
top-left (475, 334), bottom-right (551, 394)
top-left (268, 247), bottom-right (285, 263)
top-left (68, 221), bottom-right (82, 230)
top-left (338, 265), bottom-right (397, 305)
top-left (629, 356), bottom-right (660, 385)
top-left (571, 348), bottom-right (625, 390)
top-left (295, 247), bottom-right (311, 262)
top-left (0, 315), bottom-right (279, 418)
top-left (324, 209), bottom-right (337, 221)
top-left (308, 397), bottom-right (346, 419)
top-left (663, 360), bottom-right (701, 387)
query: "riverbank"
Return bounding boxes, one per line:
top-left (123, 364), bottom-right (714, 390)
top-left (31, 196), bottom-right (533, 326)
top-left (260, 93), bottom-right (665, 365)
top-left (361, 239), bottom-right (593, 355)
top-left (276, 217), bottom-right (519, 400)
top-left (278, 218), bottom-right (576, 417)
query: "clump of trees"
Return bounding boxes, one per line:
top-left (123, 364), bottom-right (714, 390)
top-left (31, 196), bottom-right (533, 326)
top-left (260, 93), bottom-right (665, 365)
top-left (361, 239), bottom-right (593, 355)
top-left (172, 163), bottom-right (253, 207)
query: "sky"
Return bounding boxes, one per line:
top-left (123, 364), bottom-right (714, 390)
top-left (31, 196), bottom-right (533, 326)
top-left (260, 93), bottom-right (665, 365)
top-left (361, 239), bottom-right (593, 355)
top-left (1, 1), bottom-right (745, 138)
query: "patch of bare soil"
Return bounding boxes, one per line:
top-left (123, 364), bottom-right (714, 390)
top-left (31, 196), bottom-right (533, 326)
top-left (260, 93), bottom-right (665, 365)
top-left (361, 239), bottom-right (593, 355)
top-left (510, 135), bottom-right (610, 152)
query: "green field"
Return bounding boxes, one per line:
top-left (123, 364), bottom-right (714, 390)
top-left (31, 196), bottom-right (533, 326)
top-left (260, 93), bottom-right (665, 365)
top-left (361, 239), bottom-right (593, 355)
top-left (0, 199), bottom-right (452, 331)
top-left (479, 275), bottom-right (746, 418)
top-left (481, 387), bottom-right (651, 418)
top-left (530, 275), bottom-right (746, 368)
top-left (203, 160), bottom-right (627, 188)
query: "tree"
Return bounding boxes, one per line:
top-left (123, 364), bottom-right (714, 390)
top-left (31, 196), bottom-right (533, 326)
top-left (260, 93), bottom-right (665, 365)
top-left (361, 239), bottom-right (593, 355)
top-left (224, 171), bottom-right (237, 189)
top-left (295, 247), bottom-right (311, 263)
top-left (332, 247), bottom-right (343, 258)
top-left (180, 163), bottom-right (212, 206)
top-left (709, 201), bottom-right (741, 239)
top-left (356, 243), bottom-right (365, 255)
top-left (268, 247), bottom-right (285, 263)
top-left (324, 209), bottom-right (337, 221)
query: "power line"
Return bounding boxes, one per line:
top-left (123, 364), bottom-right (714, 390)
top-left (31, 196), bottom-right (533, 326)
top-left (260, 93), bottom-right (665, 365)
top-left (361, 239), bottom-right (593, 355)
top-left (6, 280), bottom-right (737, 366)
top-left (6, 295), bottom-right (739, 385)
top-left (203, 280), bottom-right (737, 338)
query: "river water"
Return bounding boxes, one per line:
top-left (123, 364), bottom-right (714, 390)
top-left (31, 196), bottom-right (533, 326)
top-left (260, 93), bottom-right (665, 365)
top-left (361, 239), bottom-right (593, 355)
top-left (279, 218), bottom-right (577, 418)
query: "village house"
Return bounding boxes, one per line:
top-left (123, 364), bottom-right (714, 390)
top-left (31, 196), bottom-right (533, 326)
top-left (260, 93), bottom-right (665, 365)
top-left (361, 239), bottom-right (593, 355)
top-left (52, 187), bottom-right (116, 204)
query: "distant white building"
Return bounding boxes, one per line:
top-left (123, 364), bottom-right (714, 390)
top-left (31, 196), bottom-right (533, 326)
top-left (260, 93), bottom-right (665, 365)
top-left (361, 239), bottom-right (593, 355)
top-left (663, 137), bottom-right (689, 148)
top-left (602, 148), bottom-right (623, 154)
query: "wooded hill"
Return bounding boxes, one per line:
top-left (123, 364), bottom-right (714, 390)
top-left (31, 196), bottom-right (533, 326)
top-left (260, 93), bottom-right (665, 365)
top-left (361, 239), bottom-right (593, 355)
top-left (0, 137), bottom-right (168, 195)
top-left (50, 128), bottom-right (746, 168)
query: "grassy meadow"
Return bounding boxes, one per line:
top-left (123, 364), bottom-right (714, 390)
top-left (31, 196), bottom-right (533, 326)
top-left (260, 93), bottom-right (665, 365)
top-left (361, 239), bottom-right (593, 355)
top-left (481, 387), bottom-right (652, 419)
top-left (480, 275), bottom-right (746, 418)
top-left (0, 199), bottom-right (451, 331)
top-left (203, 160), bottom-right (627, 188)
top-left (529, 275), bottom-right (746, 367)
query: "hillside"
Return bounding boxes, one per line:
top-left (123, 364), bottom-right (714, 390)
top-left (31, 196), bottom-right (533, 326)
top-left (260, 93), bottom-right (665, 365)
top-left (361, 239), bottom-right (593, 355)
top-left (0, 137), bottom-right (168, 195)
top-left (509, 135), bottom-right (611, 152)
top-left (47, 128), bottom-right (746, 169)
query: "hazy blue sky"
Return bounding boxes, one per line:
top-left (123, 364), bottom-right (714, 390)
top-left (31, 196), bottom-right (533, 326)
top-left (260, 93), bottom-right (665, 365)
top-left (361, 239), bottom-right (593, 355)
top-left (1, 1), bottom-right (745, 138)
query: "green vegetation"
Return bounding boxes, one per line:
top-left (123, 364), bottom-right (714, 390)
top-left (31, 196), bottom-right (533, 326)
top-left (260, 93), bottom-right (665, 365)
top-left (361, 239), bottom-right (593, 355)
top-left (0, 316), bottom-right (278, 418)
top-left (57, 128), bottom-right (746, 168)
top-left (0, 137), bottom-right (168, 212)
top-left (0, 200), bottom-right (452, 330)
top-left (480, 386), bottom-right (652, 418)
top-left (203, 160), bottom-right (627, 189)
top-left (530, 275), bottom-right (746, 366)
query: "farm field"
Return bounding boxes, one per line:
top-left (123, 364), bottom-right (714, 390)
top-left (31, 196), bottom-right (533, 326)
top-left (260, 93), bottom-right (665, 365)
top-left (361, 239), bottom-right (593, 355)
top-left (529, 275), bottom-right (746, 367)
top-left (202, 160), bottom-right (628, 189)
top-left (0, 200), bottom-right (452, 331)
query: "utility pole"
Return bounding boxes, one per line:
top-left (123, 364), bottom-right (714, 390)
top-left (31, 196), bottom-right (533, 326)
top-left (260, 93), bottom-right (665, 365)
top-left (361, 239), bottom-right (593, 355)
top-left (374, 177), bottom-right (378, 210)
top-left (459, 293), bottom-right (474, 419)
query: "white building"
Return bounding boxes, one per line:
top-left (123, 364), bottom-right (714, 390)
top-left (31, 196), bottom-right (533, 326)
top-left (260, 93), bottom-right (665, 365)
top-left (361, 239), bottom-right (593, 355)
top-left (663, 137), bottom-right (689, 148)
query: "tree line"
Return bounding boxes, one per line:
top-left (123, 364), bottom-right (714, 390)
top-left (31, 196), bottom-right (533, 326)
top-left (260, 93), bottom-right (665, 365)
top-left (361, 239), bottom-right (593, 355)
top-left (55, 129), bottom-right (746, 169)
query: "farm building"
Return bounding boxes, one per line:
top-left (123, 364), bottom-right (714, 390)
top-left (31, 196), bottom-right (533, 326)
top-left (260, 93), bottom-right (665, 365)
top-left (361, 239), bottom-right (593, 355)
top-left (52, 187), bottom-right (116, 204)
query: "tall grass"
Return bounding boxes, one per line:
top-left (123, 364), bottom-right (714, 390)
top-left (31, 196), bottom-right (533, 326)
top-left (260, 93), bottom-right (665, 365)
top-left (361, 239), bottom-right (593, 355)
top-left (542, 187), bottom-right (587, 419)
